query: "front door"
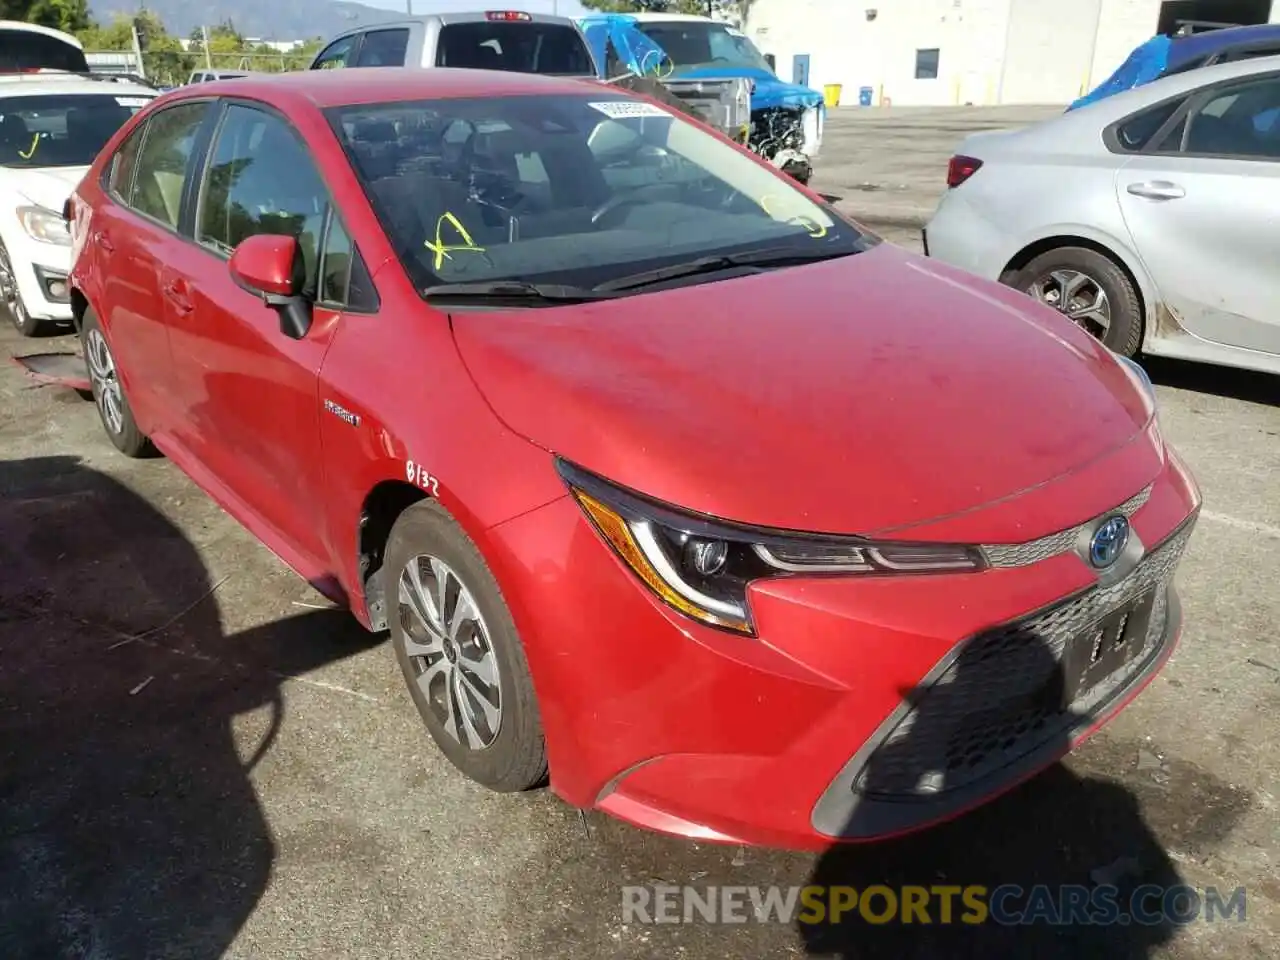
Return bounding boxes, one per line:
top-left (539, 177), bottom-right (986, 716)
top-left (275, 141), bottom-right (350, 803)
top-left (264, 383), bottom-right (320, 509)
top-left (1116, 72), bottom-right (1280, 355)
top-left (166, 101), bottom-right (342, 566)
top-left (792, 54), bottom-right (811, 88)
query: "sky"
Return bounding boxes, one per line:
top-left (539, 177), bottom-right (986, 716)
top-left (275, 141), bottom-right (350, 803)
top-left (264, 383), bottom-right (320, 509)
top-left (358, 0), bottom-right (593, 15)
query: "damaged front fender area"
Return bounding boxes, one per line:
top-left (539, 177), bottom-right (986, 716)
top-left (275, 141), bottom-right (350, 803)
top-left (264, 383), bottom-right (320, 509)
top-left (749, 107), bottom-right (812, 183)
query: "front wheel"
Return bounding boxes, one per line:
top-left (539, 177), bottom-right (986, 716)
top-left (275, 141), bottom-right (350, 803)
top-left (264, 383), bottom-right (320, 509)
top-left (1006, 246), bottom-right (1143, 357)
top-left (0, 240), bottom-right (45, 337)
top-left (386, 500), bottom-right (547, 793)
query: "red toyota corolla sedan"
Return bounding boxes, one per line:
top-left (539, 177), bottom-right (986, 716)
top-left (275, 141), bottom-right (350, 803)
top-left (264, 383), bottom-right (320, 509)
top-left (65, 68), bottom-right (1200, 850)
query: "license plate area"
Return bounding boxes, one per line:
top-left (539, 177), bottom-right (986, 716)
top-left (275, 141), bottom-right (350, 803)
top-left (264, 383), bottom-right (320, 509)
top-left (1064, 590), bottom-right (1156, 702)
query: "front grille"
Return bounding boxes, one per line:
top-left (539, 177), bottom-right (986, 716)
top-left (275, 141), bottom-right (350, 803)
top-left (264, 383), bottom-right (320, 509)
top-left (982, 485), bottom-right (1152, 568)
top-left (853, 519), bottom-right (1193, 802)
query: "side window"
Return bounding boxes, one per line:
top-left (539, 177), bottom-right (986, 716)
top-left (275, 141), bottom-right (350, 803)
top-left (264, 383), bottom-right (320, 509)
top-left (197, 105), bottom-right (331, 295)
top-left (129, 102), bottom-right (208, 228)
top-left (312, 35), bottom-right (358, 70)
top-left (1184, 77), bottom-right (1280, 158)
top-left (317, 213), bottom-right (376, 310)
top-left (106, 123), bottom-right (145, 201)
top-left (354, 28), bottom-right (409, 67)
top-left (1113, 98), bottom-right (1185, 152)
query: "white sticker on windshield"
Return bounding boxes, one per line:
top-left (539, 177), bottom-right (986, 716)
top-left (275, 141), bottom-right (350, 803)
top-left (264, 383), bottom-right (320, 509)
top-left (115, 96), bottom-right (152, 107)
top-left (588, 100), bottom-right (671, 120)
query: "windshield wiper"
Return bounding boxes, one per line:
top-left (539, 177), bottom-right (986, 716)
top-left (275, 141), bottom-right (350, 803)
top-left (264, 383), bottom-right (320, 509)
top-left (422, 280), bottom-right (616, 303)
top-left (592, 245), bottom-right (858, 294)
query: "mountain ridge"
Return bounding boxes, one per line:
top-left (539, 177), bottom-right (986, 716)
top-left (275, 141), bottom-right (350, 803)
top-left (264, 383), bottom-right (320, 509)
top-left (88, 0), bottom-right (405, 41)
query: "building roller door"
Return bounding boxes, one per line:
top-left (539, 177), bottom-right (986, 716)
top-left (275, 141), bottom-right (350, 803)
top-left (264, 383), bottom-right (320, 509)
top-left (1000, 0), bottom-right (1104, 104)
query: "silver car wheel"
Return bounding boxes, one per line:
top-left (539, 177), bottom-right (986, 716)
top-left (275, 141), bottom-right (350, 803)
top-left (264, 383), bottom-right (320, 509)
top-left (398, 554), bottom-right (503, 750)
top-left (1029, 269), bottom-right (1111, 338)
top-left (85, 328), bottom-right (125, 436)
top-left (0, 244), bottom-right (27, 330)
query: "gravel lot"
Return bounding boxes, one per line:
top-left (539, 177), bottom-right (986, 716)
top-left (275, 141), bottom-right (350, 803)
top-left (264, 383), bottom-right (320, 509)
top-left (1, 106), bottom-right (1277, 960)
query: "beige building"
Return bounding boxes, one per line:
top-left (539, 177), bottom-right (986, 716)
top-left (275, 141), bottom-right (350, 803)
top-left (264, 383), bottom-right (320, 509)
top-left (742, 0), bottom-right (1280, 106)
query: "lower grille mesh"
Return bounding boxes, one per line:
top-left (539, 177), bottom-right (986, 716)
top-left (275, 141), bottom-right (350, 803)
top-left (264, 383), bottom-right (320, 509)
top-left (854, 522), bottom-right (1193, 801)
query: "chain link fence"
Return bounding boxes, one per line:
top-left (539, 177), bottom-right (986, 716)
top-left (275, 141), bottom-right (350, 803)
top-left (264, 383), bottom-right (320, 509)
top-left (85, 49), bottom-right (314, 87)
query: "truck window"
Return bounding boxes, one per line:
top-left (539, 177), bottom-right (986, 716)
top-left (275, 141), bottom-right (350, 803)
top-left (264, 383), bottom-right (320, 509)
top-left (355, 28), bottom-right (410, 67)
top-left (313, 34), bottom-right (359, 70)
top-left (435, 22), bottom-right (593, 75)
top-left (0, 30), bottom-right (90, 73)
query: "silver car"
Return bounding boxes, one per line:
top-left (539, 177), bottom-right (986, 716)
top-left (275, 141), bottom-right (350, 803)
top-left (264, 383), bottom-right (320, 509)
top-left (924, 55), bottom-right (1280, 376)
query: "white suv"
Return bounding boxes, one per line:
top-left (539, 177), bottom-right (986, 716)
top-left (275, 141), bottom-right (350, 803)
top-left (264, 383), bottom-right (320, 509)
top-left (0, 73), bottom-right (154, 335)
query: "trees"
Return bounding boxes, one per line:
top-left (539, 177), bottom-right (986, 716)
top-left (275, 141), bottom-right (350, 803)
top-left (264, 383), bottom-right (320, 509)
top-left (579, 0), bottom-right (751, 19)
top-left (0, 0), bottom-right (91, 32)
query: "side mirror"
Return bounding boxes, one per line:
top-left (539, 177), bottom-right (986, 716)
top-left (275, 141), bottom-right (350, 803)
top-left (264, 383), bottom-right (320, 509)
top-left (228, 234), bottom-right (312, 340)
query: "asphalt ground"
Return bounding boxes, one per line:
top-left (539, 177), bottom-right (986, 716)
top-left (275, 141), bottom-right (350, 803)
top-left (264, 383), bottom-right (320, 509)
top-left (1, 106), bottom-right (1277, 959)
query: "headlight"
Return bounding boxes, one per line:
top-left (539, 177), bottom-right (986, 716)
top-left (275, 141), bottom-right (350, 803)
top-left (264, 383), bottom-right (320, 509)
top-left (18, 205), bottom-right (71, 246)
top-left (559, 460), bottom-right (985, 635)
top-left (1114, 353), bottom-right (1157, 417)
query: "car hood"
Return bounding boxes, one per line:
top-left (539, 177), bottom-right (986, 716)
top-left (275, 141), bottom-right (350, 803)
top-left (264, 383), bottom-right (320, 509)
top-left (451, 244), bottom-right (1151, 535)
top-left (6, 165), bottom-right (87, 213)
top-left (676, 66), bottom-right (824, 110)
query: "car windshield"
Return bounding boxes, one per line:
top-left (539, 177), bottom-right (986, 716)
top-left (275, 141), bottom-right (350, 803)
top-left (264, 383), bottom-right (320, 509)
top-left (329, 93), bottom-right (864, 293)
top-left (0, 30), bottom-right (89, 73)
top-left (635, 21), bottom-right (773, 76)
top-left (0, 92), bottom-right (151, 168)
top-left (435, 22), bottom-right (596, 75)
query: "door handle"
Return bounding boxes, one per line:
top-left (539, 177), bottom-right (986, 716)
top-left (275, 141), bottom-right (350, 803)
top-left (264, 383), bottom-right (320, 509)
top-left (1126, 181), bottom-right (1185, 201)
top-left (162, 280), bottom-right (194, 315)
top-left (97, 231), bottom-right (115, 252)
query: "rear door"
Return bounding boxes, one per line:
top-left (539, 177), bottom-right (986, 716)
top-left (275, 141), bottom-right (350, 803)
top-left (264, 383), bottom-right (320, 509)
top-left (94, 100), bottom-right (213, 433)
top-left (1114, 71), bottom-right (1280, 355)
top-left (353, 27), bottom-right (411, 67)
top-left (164, 100), bottom-right (370, 566)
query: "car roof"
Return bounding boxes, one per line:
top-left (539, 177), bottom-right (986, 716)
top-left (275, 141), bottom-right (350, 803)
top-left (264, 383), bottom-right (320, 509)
top-left (624, 13), bottom-right (718, 23)
top-left (0, 19), bottom-right (84, 48)
top-left (1168, 22), bottom-right (1280, 68)
top-left (0, 74), bottom-right (156, 99)
top-left (168, 66), bottom-right (602, 109)
top-left (1073, 52), bottom-right (1280, 124)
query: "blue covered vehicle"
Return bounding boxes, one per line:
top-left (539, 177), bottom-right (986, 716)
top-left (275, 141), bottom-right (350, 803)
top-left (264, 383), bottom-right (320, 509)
top-left (1070, 23), bottom-right (1280, 110)
top-left (578, 12), bottom-right (825, 184)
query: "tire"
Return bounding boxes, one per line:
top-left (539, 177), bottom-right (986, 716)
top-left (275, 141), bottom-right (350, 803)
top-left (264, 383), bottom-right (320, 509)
top-left (81, 308), bottom-right (154, 458)
top-left (386, 500), bottom-right (547, 793)
top-left (0, 240), bottom-right (46, 337)
top-left (1007, 246), bottom-right (1143, 357)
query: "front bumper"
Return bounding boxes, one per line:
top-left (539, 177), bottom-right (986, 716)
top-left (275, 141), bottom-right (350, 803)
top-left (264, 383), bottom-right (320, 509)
top-left (8, 234), bottom-right (73, 321)
top-left (484, 441), bottom-right (1200, 851)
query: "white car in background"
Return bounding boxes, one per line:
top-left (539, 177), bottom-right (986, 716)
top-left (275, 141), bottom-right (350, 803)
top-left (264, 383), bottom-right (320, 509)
top-left (924, 55), bottom-right (1280, 376)
top-left (0, 74), bottom-right (155, 335)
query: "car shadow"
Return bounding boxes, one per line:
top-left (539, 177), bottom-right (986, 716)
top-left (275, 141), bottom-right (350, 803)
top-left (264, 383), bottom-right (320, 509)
top-left (0, 455), bottom-right (382, 958)
top-left (800, 626), bottom-right (1186, 958)
top-left (1144, 355), bottom-right (1278, 407)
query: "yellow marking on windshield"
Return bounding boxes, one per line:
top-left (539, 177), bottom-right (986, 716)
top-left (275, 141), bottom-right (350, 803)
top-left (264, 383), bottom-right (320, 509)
top-left (424, 212), bottom-right (486, 271)
top-left (18, 134), bottom-right (39, 160)
top-left (760, 196), bottom-right (829, 239)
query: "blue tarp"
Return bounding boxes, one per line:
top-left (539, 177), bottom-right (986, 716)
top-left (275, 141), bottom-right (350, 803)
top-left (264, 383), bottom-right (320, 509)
top-left (1068, 34), bottom-right (1171, 111)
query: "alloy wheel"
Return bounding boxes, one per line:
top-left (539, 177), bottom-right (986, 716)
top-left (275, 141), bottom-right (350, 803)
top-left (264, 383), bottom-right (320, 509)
top-left (84, 328), bottom-right (125, 436)
top-left (398, 554), bottom-right (503, 749)
top-left (1028, 269), bottom-right (1111, 339)
top-left (0, 245), bottom-right (27, 331)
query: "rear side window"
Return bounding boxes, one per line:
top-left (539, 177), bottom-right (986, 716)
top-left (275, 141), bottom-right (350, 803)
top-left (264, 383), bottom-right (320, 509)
top-left (435, 22), bottom-right (594, 75)
top-left (0, 30), bottom-right (89, 73)
top-left (1112, 98), bottom-right (1185, 151)
top-left (129, 102), bottom-right (208, 228)
top-left (107, 125), bottom-right (145, 199)
top-left (313, 35), bottom-right (358, 70)
top-left (355, 28), bottom-right (409, 67)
